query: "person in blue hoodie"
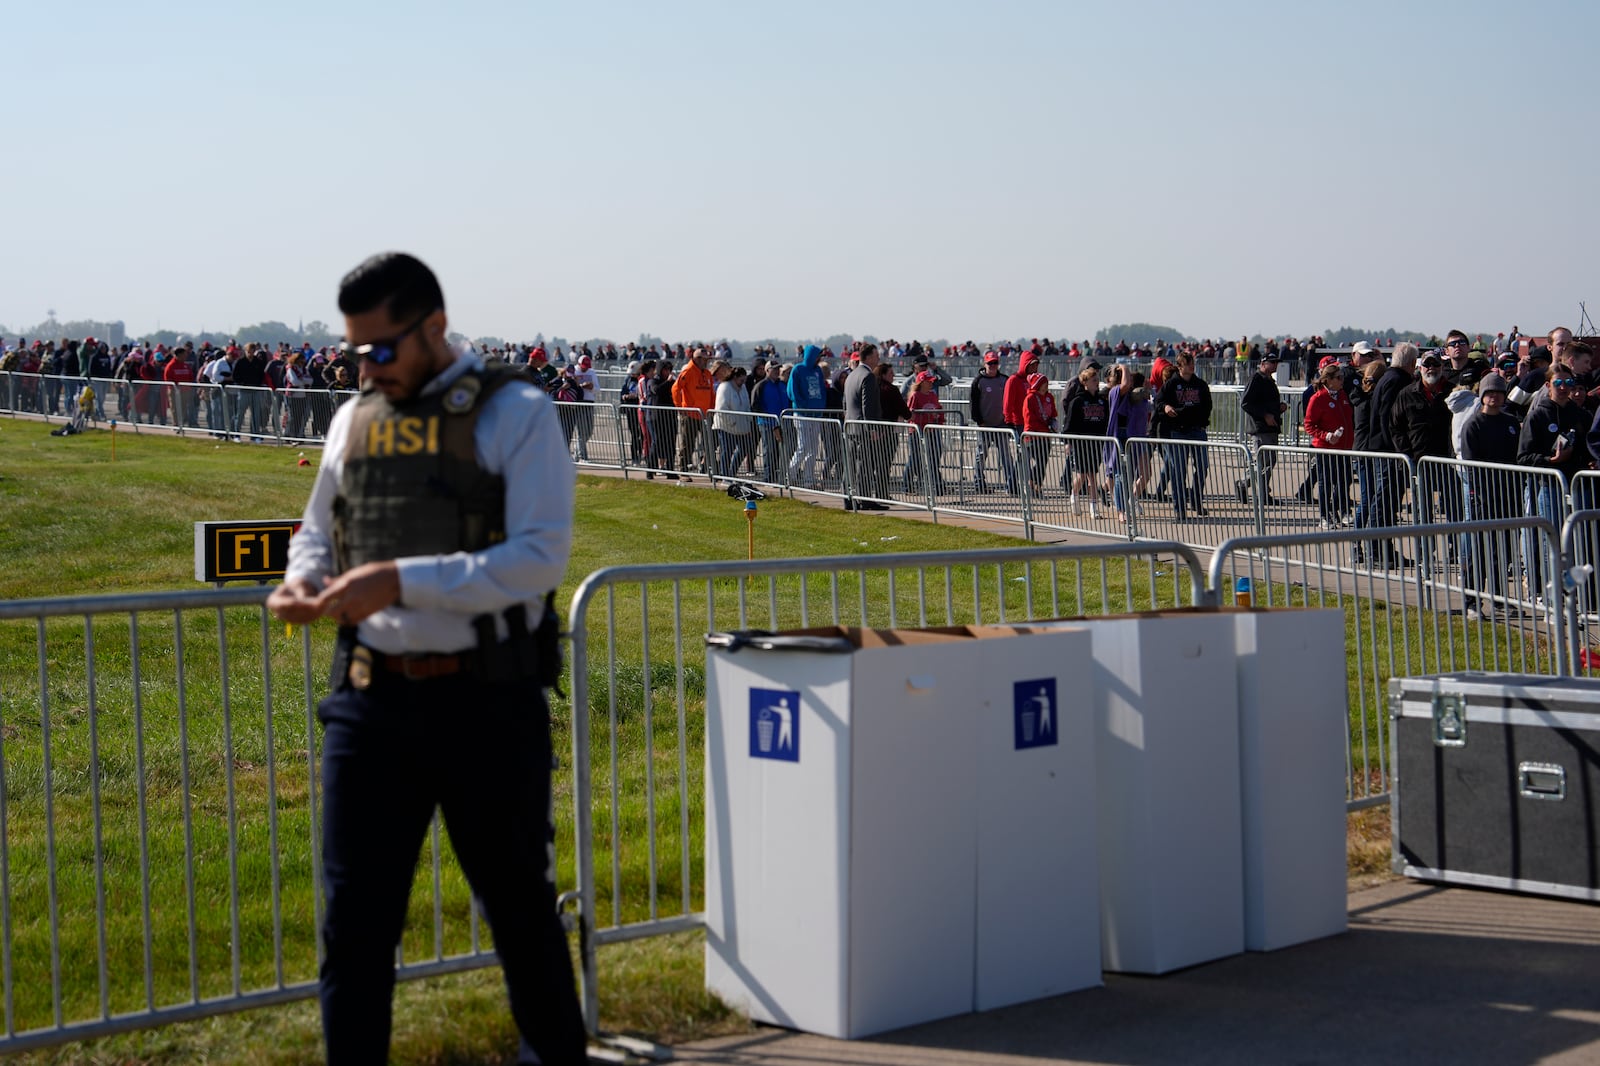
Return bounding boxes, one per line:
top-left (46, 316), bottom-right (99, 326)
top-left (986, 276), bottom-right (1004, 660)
top-left (786, 344), bottom-right (827, 486)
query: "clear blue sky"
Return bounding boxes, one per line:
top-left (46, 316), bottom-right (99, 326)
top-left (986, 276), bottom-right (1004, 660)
top-left (6, 0), bottom-right (1597, 343)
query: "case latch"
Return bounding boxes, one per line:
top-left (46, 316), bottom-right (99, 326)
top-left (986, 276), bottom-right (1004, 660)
top-left (1431, 692), bottom-right (1466, 747)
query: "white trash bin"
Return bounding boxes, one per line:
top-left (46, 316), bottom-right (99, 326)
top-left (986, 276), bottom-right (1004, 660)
top-left (1087, 612), bottom-right (1245, 974)
top-left (704, 625), bottom-right (1100, 1038)
top-left (1233, 607), bottom-right (1349, 950)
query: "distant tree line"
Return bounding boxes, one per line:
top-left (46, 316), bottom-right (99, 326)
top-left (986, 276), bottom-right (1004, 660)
top-left (3, 313), bottom-right (1506, 356)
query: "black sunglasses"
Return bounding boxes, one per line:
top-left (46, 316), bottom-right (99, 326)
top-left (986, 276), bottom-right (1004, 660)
top-left (340, 310), bottom-right (435, 366)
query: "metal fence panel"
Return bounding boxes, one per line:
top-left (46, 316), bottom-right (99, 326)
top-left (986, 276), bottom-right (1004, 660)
top-left (1560, 503), bottom-right (1600, 675)
top-left (565, 540), bottom-right (1210, 1030)
top-left (781, 414), bottom-right (850, 499)
top-left (221, 385), bottom-right (282, 443)
top-left (552, 400), bottom-right (628, 469)
top-left (1207, 387), bottom-right (1248, 444)
top-left (922, 424), bottom-right (1026, 525)
top-left (1123, 436), bottom-right (1258, 548)
top-left (1020, 432), bottom-right (1132, 539)
top-left (1208, 518), bottom-right (1566, 810)
top-left (1420, 456), bottom-right (1569, 616)
top-left (630, 405), bottom-right (714, 481)
top-left (0, 590), bottom-right (504, 1053)
top-left (704, 411), bottom-right (784, 486)
top-left (1256, 447), bottom-right (1417, 561)
top-left (842, 419), bottom-right (933, 510)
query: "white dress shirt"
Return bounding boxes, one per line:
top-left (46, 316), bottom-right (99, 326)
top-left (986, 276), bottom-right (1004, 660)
top-left (285, 353), bottom-right (576, 654)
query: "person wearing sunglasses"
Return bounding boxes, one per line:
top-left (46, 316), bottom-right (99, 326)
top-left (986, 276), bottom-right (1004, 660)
top-left (268, 252), bottom-right (588, 1065)
top-left (1440, 329), bottom-right (1489, 389)
top-left (1392, 352), bottom-right (1460, 528)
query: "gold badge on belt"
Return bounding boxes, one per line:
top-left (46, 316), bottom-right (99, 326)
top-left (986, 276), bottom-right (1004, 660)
top-left (349, 646), bottom-right (374, 690)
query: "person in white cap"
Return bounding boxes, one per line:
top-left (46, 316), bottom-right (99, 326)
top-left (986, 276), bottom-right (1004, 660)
top-left (570, 354), bottom-right (596, 461)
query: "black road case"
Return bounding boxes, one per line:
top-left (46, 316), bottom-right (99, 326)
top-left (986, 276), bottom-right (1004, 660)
top-left (1390, 673), bottom-right (1600, 902)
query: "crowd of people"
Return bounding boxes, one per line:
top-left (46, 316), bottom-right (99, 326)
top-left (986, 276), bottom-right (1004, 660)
top-left (0, 337), bottom-right (360, 438)
top-left (1251, 327), bottom-right (1596, 619)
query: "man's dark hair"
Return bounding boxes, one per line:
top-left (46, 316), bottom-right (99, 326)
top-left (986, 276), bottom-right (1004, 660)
top-left (1569, 341), bottom-right (1593, 361)
top-left (337, 252), bottom-right (444, 320)
top-left (1445, 329), bottom-right (1469, 345)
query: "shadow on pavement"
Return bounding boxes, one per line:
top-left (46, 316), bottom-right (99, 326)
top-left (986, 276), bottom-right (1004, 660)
top-left (677, 881), bottom-right (1600, 1066)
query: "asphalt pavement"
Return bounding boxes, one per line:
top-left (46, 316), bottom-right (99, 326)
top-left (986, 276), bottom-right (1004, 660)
top-left (675, 879), bottom-right (1600, 1066)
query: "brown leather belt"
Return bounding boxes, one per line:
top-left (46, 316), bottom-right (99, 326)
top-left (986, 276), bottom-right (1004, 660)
top-left (378, 651), bottom-right (470, 681)
top-left (347, 645), bottom-right (474, 688)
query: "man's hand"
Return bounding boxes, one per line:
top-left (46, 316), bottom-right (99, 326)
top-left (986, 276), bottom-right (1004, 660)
top-left (268, 576), bottom-right (326, 625)
top-left (310, 561), bottom-right (401, 625)
top-left (1164, 405), bottom-right (1177, 417)
top-left (1553, 438), bottom-right (1572, 464)
top-left (1264, 414), bottom-right (1278, 427)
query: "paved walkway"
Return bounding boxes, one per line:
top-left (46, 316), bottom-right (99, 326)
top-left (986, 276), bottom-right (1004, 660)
top-left (675, 880), bottom-right (1600, 1066)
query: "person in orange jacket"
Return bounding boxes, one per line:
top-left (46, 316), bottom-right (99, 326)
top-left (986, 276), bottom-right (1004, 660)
top-left (670, 347), bottom-right (717, 477)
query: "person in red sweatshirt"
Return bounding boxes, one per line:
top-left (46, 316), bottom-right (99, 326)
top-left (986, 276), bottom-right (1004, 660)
top-left (1003, 350), bottom-right (1041, 450)
top-left (163, 346), bottom-right (199, 431)
top-left (1021, 372), bottom-right (1057, 496)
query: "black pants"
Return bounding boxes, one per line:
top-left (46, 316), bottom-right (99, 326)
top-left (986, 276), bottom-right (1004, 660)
top-left (317, 671), bottom-right (587, 1065)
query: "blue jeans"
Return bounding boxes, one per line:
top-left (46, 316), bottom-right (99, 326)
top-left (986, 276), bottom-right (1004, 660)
top-left (1167, 429), bottom-right (1209, 517)
top-left (761, 423), bottom-right (783, 483)
top-left (1522, 482), bottom-right (1560, 600)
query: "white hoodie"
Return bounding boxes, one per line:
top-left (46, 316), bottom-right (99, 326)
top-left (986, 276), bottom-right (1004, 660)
top-left (1447, 386), bottom-right (1478, 458)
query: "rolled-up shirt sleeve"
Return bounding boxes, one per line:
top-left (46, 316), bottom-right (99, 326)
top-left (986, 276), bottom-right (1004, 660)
top-left (284, 402), bottom-right (353, 588)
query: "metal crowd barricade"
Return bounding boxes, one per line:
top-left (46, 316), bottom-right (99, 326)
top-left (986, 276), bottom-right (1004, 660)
top-left (780, 413), bottom-right (849, 500)
top-left (1417, 457), bottom-right (1566, 615)
top-left (275, 387), bottom-right (323, 444)
top-left (1020, 431), bottom-right (1132, 540)
top-left (0, 589), bottom-right (504, 1054)
top-left (940, 398), bottom-right (971, 425)
top-left (841, 419), bottom-right (931, 511)
top-left (565, 540), bottom-right (1210, 1032)
top-left (1560, 506), bottom-right (1600, 674)
top-left (226, 385), bottom-right (280, 443)
top-left (1207, 387), bottom-right (1248, 444)
top-left (921, 424), bottom-right (1026, 526)
top-left (1123, 436), bottom-right (1257, 548)
top-left (552, 401), bottom-right (628, 470)
top-left (1208, 518), bottom-right (1566, 810)
top-left (706, 411), bottom-right (784, 487)
top-left (1255, 447), bottom-right (1417, 565)
top-left (630, 404), bottom-right (714, 481)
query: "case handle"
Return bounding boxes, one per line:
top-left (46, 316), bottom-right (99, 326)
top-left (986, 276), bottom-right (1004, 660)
top-left (1518, 762), bottom-right (1566, 802)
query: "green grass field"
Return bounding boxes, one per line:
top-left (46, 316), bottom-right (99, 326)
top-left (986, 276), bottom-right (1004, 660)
top-left (0, 417), bottom-right (1557, 1063)
top-left (2, 420), bottom-right (1131, 1063)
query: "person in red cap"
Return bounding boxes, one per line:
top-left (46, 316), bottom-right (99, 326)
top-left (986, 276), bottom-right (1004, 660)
top-left (968, 351), bottom-right (1015, 492)
top-left (1304, 359), bottom-right (1355, 529)
top-left (1021, 371), bottom-right (1057, 496)
top-left (570, 354), bottom-right (597, 461)
top-left (904, 369), bottom-right (947, 494)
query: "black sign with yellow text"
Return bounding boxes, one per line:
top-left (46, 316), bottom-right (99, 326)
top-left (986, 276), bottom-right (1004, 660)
top-left (194, 520), bottom-right (302, 583)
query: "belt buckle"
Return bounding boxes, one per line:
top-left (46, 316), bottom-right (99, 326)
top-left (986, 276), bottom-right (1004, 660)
top-left (349, 646), bottom-right (373, 690)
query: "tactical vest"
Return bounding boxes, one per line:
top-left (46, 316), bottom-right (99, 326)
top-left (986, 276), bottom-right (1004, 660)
top-left (332, 367), bottom-right (519, 573)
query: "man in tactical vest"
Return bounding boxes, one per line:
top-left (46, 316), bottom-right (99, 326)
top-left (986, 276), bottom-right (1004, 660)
top-left (268, 252), bottom-right (587, 1066)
